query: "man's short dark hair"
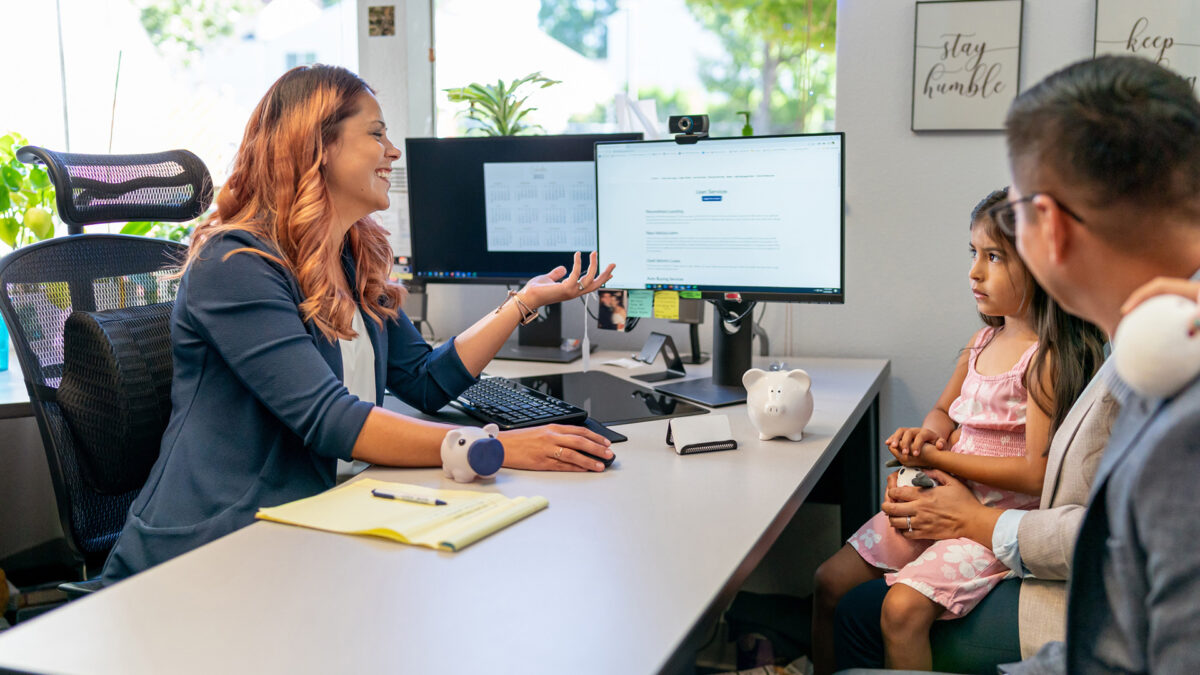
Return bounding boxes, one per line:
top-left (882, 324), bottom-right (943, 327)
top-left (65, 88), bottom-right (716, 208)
top-left (1006, 55), bottom-right (1200, 214)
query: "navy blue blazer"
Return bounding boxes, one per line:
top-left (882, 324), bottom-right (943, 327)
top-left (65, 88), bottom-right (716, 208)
top-left (102, 230), bottom-right (474, 583)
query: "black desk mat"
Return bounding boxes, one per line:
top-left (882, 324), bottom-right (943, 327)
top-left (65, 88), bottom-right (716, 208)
top-left (514, 370), bottom-right (709, 426)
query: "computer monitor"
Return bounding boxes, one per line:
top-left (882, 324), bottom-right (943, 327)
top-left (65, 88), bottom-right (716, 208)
top-left (406, 133), bottom-right (642, 362)
top-left (595, 133), bottom-right (845, 405)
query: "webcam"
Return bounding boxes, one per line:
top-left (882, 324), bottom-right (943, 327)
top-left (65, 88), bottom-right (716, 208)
top-left (669, 114), bottom-right (709, 144)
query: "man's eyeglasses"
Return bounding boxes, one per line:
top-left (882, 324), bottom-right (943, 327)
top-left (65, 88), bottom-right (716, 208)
top-left (987, 193), bottom-right (1086, 236)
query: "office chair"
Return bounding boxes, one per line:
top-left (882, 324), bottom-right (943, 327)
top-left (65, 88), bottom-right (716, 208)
top-left (0, 147), bottom-right (211, 588)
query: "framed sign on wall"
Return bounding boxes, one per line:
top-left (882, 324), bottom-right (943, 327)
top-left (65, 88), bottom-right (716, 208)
top-left (1095, 1), bottom-right (1200, 89)
top-left (912, 0), bottom-right (1024, 131)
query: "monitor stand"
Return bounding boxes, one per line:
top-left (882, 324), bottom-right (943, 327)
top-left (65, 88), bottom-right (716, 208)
top-left (654, 300), bottom-right (754, 407)
top-left (493, 303), bottom-right (596, 363)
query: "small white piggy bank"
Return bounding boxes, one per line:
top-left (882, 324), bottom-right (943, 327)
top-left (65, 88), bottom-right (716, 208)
top-left (441, 424), bottom-right (505, 483)
top-left (1114, 294), bottom-right (1200, 399)
top-left (742, 368), bottom-right (814, 441)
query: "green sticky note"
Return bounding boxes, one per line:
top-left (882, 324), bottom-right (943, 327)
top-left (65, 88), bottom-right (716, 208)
top-left (680, 291), bottom-right (701, 299)
top-left (627, 290), bottom-right (654, 318)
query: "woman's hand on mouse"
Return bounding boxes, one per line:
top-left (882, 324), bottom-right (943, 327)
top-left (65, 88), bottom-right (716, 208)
top-left (498, 423), bottom-right (613, 472)
top-left (520, 251), bottom-right (615, 309)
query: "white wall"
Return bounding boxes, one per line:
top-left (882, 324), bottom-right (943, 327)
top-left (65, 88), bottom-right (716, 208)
top-left (803, 0), bottom-right (1096, 478)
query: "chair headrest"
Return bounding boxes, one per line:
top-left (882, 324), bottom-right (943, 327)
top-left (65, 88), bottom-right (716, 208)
top-left (15, 146), bottom-right (213, 231)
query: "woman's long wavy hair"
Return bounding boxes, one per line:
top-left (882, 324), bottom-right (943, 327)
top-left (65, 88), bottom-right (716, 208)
top-left (969, 188), bottom-right (1107, 452)
top-left (183, 64), bottom-right (403, 342)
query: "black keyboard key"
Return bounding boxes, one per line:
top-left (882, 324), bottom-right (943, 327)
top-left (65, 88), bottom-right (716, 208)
top-left (451, 376), bottom-right (589, 430)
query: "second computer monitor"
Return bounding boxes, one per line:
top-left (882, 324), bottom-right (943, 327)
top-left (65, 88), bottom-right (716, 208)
top-left (596, 133), bottom-right (845, 405)
top-left (596, 133), bottom-right (844, 302)
top-left (406, 133), bottom-right (643, 284)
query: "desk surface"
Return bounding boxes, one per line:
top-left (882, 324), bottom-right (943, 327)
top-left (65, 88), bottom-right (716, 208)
top-left (0, 345), bottom-right (31, 419)
top-left (0, 352), bottom-right (887, 675)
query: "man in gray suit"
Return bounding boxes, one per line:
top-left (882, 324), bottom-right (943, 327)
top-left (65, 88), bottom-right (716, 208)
top-left (997, 54), bottom-right (1200, 672)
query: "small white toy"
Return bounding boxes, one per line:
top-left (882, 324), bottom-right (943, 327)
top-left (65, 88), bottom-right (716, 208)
top-left (1114, 294), bottom-right (1200, 399)
top-left (895, 466), bottom-right (936, 489)
top-left (441, 424), bottom-right (505, 483)
top-left (742, 368), bottom-right (814, 441)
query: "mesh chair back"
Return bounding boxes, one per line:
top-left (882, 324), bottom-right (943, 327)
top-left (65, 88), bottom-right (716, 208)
top-left (0, 235), bottom-right (186, 567)
top-left (58, 301), bottom-right (175, 495)
top-left (15, 146), bottom-right (212, 234)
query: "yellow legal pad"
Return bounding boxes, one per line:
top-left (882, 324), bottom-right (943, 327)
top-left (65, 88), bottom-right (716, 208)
top-left (255, 478), bottom-right (548, 552)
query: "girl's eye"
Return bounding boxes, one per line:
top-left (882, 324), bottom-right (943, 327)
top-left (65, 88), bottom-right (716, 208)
top-left (989, 253), bottom-right (1001, 263)
top-left (371, 132), bottom-right (384, 139)
top-left (969, 248), bottom-right (977, 259)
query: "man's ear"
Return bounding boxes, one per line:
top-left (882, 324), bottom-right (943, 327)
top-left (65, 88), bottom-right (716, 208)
top-left (1034, 194), bottom-right (1072, 265)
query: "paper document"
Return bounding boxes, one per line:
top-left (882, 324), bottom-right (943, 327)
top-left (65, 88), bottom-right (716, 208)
top-left (256, 478), bottom-right (548, 552)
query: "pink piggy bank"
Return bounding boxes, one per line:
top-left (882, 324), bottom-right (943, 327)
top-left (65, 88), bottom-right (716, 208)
top-left (742, 368), bottom-right (814, 441)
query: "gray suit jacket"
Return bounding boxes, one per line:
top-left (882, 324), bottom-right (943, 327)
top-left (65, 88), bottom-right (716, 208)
top-left (1015, 361), bottom-right (1118, 657)
top-left (1064, 368), bottom-right (1200, 672)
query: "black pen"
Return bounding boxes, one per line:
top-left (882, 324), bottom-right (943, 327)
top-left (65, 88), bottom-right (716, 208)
top-left (370, 487), bottom-right (446, 506)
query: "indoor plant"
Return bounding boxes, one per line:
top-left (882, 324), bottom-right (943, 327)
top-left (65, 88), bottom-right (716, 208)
top-left (0, 132), bottom-right (61, 371)
top-left (445, 72), bottom-right (561, 136)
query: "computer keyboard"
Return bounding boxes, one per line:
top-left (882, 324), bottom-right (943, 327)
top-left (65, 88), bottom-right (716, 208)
top-left (451, 376), bottom-right (589, 430)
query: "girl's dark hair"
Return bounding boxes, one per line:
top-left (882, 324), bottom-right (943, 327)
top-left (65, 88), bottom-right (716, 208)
top-left (969, 187), bottom-right (1107, 452)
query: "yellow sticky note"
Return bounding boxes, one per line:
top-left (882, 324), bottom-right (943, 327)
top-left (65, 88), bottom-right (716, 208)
top-left (653, 290), bottom-right (680, 319)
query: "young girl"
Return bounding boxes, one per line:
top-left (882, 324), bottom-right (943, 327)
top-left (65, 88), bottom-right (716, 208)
top-left (810, 188), bottom-right (1106, 673)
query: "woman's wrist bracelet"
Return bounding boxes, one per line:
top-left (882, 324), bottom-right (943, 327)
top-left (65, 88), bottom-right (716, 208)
top-left (495, 289), bottom-right (539, 325)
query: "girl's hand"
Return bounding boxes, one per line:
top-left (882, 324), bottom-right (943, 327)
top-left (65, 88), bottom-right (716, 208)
top-left (887, 442), bottom-right (939, 468)
top-left (497, 423), bottom-right (613, 472)
top-left (520, 251), bottom-right (616, 310)
top-left (885, 427), bottom-right (945, 458)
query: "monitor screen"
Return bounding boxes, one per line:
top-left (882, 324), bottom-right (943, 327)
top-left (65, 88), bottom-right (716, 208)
top-left (596, 133), bottom-right (844, 302)
top-left (406, 133), bottom-right (643, 284)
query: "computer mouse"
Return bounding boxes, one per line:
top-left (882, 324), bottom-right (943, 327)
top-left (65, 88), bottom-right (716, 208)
top-left (576, 447), bottom-right (616, 468)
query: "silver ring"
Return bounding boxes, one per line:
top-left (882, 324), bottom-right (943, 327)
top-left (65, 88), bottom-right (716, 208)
top-left (554, 447), bottom-right (564, 460)
top-left (576, 280), bottom-right (586, 292)
top-left (906, 516), bottom-right (913, 532)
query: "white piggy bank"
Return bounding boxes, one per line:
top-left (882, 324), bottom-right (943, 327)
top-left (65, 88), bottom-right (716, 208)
top-left (1114, 294), bottom-right (1200, 399)
top-left (441, 424), bottom-right (505, 483)
top-left (742, 368), bottom-right (814, 441)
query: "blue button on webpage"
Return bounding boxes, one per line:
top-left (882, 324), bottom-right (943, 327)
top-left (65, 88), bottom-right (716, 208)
top-left (701, 195), bottom-right (722, 202)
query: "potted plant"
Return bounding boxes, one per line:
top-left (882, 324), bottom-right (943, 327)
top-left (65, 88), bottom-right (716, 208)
top-left (445, 72), bottom-right (561, 136)
top-left (0, 132), bottom-right (62, 371)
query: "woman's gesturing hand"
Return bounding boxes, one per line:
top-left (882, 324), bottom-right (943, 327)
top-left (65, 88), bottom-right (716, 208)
top-left (520, 251), bottom-right (615, 309)
top-left (498, 423), bottom-right (614, 472)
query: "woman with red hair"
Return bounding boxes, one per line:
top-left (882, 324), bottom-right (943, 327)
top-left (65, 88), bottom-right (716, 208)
top-left (101, 65), bottom-right (614, 582)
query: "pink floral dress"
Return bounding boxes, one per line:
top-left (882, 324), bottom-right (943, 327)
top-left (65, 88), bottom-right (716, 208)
top-left (847, 326), bottom-right (1041, 619)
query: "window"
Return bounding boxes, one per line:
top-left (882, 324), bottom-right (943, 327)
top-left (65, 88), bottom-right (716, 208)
top-left (12, 0), bottom-right (359, 191)
top-left (434, 0), bottom-right (836, 138)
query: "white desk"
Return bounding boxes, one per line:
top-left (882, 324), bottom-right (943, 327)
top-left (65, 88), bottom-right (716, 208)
top-left (0, 345), bottom-right (31, 419)
top-left (0, 352), bottom-right (887, 675)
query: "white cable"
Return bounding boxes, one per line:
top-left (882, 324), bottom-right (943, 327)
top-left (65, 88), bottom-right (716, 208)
top-left (581, 293), bottom-right (591, 372)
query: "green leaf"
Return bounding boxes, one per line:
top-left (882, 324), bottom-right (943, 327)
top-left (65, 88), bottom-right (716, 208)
top-left (28, 167), bottom-right (50, 190)
top-left (120, 221), bottom-right (154, 235)
top-left (0, 136), bottom-right (13, 154)
top-left (0, 217), bottom-right (18, 247)
top-left (1, 166), bottom-right (22, 191)
top-left (0, 187), bottom-right (9, 213)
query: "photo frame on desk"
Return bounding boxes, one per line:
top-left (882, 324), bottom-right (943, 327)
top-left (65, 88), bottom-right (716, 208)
top-left (1094, 0), bottom-right (1200, 88)
top-left (911, 0), bottom-right (1023, 131)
